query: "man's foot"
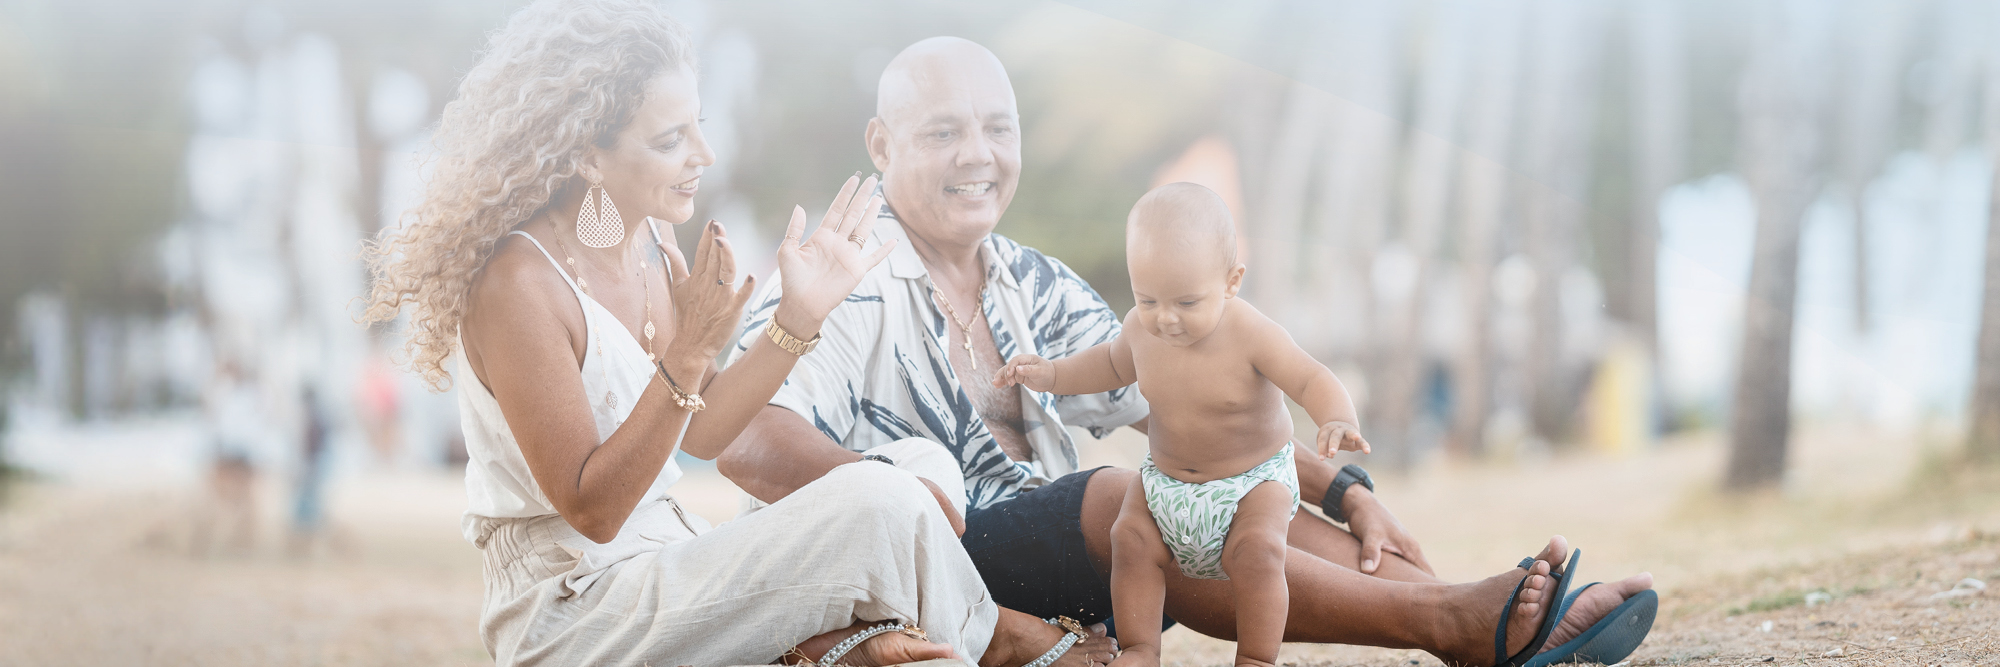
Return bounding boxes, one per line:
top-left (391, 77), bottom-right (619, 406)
top-left (979, 609), bottom-right (1118, 667)
top-left (1435, 536), bottom-right (1569, 667)
top-left (1539, 572), bottom-right (1655, 651)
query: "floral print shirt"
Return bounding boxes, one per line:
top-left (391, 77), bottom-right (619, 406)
top-left (729, 202), bottom-right (1148, 510)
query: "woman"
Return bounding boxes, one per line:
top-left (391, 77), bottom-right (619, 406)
top-left (359, 2), bottom-right (1117, 665)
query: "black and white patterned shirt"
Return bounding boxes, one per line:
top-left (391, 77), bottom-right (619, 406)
top-left (729, 202), bottom-right (1148, 510)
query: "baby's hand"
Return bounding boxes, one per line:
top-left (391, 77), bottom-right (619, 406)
top-left (1316, 420), bottom-right (1370, 458)
top-left (994, 354), bottom-right (1058, 392)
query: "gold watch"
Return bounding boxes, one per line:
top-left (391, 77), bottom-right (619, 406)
top-left (764, 319), bottom-right (821, 356)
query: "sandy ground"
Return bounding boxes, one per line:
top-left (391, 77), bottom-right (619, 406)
top-left (1, 419), bottom-right (1996, 666)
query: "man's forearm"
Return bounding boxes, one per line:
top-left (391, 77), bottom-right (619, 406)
top-left (718, 404), bottom-right (862, 503)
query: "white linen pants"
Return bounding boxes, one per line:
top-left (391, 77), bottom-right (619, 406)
top-left (472, 460), bottom-right (997, 666)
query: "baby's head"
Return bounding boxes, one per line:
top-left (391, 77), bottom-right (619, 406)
top-left (1125, 182), bottom-right (1245, 347)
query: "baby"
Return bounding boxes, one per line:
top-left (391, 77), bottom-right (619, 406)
top-left (996, 182), bottom-right (1368, 667)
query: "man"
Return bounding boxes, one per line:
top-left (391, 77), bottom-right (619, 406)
top-left (723, 37), bottom-right (1654, 666)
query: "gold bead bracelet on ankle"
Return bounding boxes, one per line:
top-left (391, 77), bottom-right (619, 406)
top-left (765, 318), bottom-right (821, 356)
top-left (653, 360), bottom-right (706, 412)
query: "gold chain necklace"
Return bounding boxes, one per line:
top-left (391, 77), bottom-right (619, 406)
top-left (930, 278), bottom-right (986, 371)
top-left (548, 220), bottom-right (653, 412)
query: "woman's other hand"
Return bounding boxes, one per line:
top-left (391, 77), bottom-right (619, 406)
top-left (771, 173), bottom-right (898, 337)
top-left (661, 219), bottom-right (757, 366)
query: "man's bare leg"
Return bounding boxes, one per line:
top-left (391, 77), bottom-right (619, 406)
top-left (1282, 455), bottom-right (1656, 649)
top-left (1078, 467), bottom-right (1640, 662)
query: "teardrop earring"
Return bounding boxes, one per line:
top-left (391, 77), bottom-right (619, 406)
top-left (576, 179), bottom-right (626, 248)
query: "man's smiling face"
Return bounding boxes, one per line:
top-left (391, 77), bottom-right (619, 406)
top-left (867, 38), bottom-right (1022, 247)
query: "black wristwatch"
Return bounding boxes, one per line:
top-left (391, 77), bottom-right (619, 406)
top-left (861, 453), bottom-right (896, 466)
top-left (1322, 464), bottom-right (1374, 524)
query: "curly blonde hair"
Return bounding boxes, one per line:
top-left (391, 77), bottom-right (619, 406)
top-left (360, 0), bottom-right (694, 390)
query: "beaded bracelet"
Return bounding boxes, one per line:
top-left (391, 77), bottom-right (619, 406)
top-left (654, 360), bottom-right (706, 412)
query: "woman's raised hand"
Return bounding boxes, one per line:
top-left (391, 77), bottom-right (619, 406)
top-left (660, 219), bottom-right (758, 365)
top-left (770, 173), bottom-right (898, 336)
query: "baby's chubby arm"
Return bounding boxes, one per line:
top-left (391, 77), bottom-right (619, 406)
top-left (1248, 315), bottom-right (1370, 458)
top-left (994, 331), bottom-right (1137, 395)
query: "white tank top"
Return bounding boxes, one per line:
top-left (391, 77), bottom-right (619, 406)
top-left (456, 230), bottom-right (683, 543)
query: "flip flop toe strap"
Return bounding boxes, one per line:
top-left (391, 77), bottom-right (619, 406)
top-left (1492, 559), bottom-right (1537, 666)
top-left (1494, 553), bottom-right (1578, 667)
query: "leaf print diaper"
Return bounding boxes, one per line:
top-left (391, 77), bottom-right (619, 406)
top-left (1140, 441), bottom-right (1301, 580)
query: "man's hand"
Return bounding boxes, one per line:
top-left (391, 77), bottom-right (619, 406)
top-left (1342, 485), bottom-right (1433, 576)
top-left (917, 477), bottom-right (966, 537)
top-left (993, 354), bottom-right (1058, 392)
top-left (1315, 420), bottom-right (1370, 458)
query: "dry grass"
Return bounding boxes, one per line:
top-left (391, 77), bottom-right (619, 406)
top-left (1, 422), bottom-right (1997, 666)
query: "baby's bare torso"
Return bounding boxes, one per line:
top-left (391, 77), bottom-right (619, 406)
top-left (1129, 305), bottom-right (1295, 483)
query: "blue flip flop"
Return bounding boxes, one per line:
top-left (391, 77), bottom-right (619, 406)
top-left (1493, 548), bottom-right (1580, 667)
top-left (1528, 584), bottom-right (1658, 666)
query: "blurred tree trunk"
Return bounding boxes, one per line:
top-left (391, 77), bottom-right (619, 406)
top-left (1725, 0), bottom-right (1829, 490)
top-left (1518, 0), bottom-right (1605, 444)
top-left (1628, 0), bottom-right (1687, 357)
top-left (1246, 80), bottom-right (1327, 337)
top-left (1373, 2), bottom-right (1466, 466)
top-left (1448, 0), bottom-right (1526, 458)
top-left (1975, 159), bottom-right (2000, 461)
top-left (1832, 0), bottom-right (1907, 335)
top-left (1922, 0), bottom-right (1984, 166)
top-left (1299, 1), bottom-right (1407, 461)
top-left (1971, 13), bottom-right (2000, 463)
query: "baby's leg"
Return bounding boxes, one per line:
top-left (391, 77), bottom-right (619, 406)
top-left (1221, 481), bottom-right (1294, 667)
top-left (1109, 474), bottom-right (1175, 667)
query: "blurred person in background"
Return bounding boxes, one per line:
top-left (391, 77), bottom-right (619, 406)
top-left (357, 339), bottom-right (403, 465)
top-left (196, 358), bottom-right (261, 557)
top-left (358, 1), bottom-right (1120, 665)
top-left (721, 37), bottom-right (1657, 667)
top-left (287, 384), bottom-right (333, 558)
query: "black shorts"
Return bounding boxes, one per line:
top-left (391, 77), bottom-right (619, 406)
top-left (960, 466), bottom-right (1173, 637)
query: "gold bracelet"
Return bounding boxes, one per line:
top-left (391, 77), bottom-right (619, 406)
top-left (654, 361), bottom-right (706, 412)
top-left (764, 318), bottom-right (822, 356)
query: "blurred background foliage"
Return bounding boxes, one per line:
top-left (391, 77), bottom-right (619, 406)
top-left (0, 0), bottom-right (1996, 488)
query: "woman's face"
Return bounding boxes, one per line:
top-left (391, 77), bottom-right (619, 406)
top-left (594, 65), bottom-right (713, 225)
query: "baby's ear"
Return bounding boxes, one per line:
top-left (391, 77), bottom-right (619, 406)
top-left (1223, 263), bottom-right (1247, 298)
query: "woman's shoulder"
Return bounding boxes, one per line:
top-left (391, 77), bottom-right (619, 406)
top-left (465, 231), bottom-right (581, 333)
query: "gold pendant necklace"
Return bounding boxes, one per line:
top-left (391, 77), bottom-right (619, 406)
top-left (930, 281), bottom-right (985, 371)
top-left (549, 220), bottom-right (652, 412)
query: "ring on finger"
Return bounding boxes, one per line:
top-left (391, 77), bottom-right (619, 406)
top-left (847, 233), bottom-right (866, 246)
top-left (716, 279), bottom-right (725, 285)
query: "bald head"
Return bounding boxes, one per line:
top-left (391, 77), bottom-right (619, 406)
top-left (1128, 182), bottom-right (1237, 272)
top-left (876, 37), bottom-right (1016, 126)
top-left (864, 37), bottom-right (1023, 248)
